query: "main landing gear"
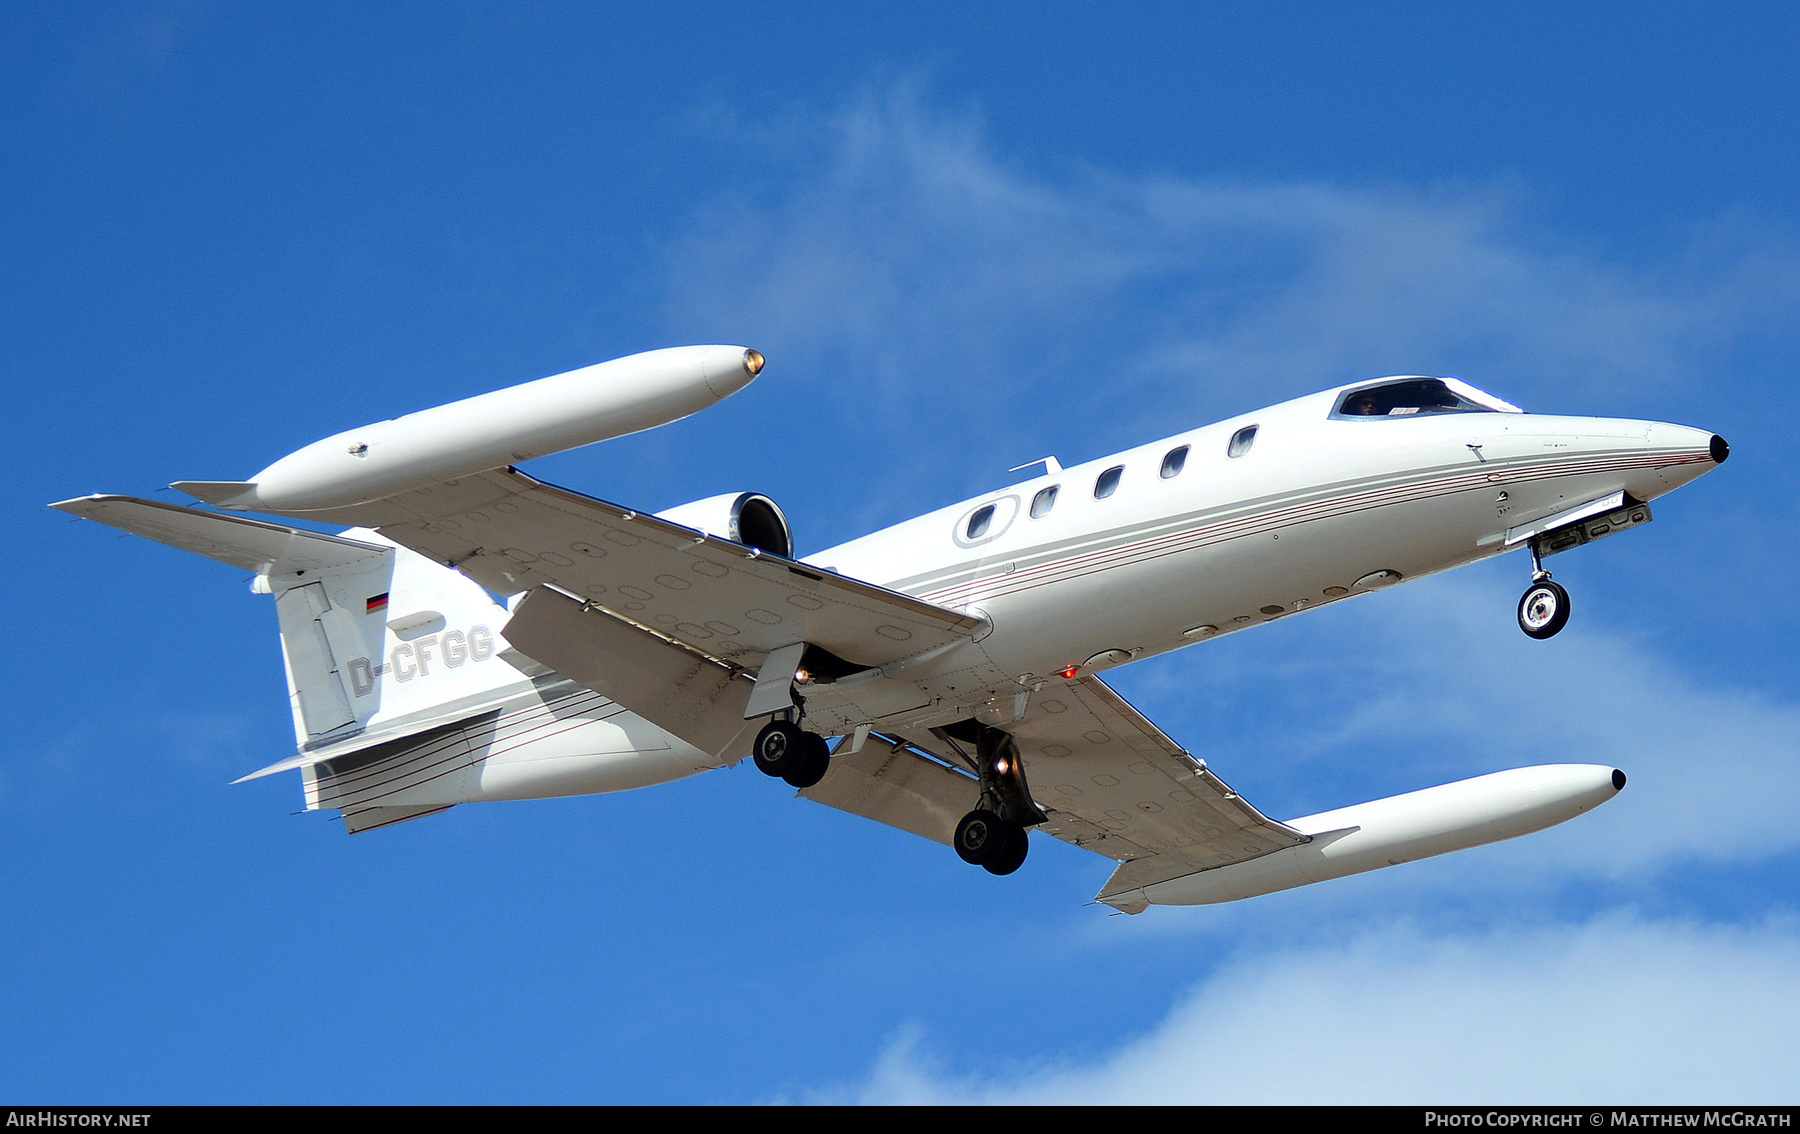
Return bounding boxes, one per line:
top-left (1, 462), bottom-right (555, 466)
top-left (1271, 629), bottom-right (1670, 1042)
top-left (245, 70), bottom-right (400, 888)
top-left (945, 722), bottom-right (1046, 877)
top-left (1517, 543), bottom-right (1571, 640)
top-left (752, 718), bottom-right (831, 789)
top-left (954, 808), bottom-right (1029, 876)
top-left (752, 715), bottom-right (1046, 879)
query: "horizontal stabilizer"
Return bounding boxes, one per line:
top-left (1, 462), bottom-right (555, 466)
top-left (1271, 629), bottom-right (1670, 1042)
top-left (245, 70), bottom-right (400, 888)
top-left (51, 494), bottom-right (386, 574)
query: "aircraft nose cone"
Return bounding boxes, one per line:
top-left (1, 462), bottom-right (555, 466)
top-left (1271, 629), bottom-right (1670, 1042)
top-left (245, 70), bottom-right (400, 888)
top-left (1710, 434), bottom-right (1730, 464)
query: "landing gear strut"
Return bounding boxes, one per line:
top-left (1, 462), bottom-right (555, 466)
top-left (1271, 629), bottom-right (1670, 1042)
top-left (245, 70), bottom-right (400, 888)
top-left (945, 722), bottom-right (1045, 877)
top-left (753, 718), bottom-right (831, 789)
top-left (1517, 543), bottom-right (1571, 640)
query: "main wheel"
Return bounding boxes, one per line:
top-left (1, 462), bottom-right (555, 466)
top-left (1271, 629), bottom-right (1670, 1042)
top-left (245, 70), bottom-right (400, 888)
top-left (782, 731), bottom-right (831, 789)
top-left (753, 720), bottom-right (805, 778)
top-left (954, 809), bottom-right (1007, 865)
top-left (1518, 579), bottom-right (1571, 639)
top-left (982, 823), bottom-right (1029, 876)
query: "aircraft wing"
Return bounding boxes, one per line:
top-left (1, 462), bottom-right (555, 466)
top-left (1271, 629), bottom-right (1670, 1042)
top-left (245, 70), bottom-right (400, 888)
top-left (296, 466), bottom-right (985, 675)
top-left (1016, 675), bottom-right (1307, 911)
top-left (794, 675), bottom-right (1307, 913)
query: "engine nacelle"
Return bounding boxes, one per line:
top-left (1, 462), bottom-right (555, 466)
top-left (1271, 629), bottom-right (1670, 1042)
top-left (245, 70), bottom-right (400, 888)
top-left (654, 492), bottom-right (793, 559)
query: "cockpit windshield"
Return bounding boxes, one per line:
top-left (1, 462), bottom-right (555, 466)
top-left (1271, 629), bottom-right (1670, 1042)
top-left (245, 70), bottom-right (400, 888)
top-left (1332, 377), bottom-right (1518, 419)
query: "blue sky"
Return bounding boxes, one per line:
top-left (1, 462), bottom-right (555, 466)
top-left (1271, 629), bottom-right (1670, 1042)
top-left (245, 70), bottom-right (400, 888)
top-left (6, 3), bottom-right (1799, 1103)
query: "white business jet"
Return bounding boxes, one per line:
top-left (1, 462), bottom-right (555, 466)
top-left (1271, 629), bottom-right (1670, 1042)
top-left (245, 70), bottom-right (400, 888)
top-left (54, 347), bottom-right (1726, 912)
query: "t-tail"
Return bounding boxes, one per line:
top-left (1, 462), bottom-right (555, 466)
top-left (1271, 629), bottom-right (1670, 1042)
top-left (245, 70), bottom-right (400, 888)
top-left (52, 495), bottom-right (719, 833)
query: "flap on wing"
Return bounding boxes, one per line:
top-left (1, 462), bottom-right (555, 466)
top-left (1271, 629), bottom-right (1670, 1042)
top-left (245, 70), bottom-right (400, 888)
top-left (297, 467), bottom-right (982, 673)
top-left (501, 584), bottom-right (756, 762)
top-left (800, 735), bottom-right (980, 846)
top-left (51, 495), bottom-right (387, 575)
top-left (1012, 675), bottom-right (1307, 898)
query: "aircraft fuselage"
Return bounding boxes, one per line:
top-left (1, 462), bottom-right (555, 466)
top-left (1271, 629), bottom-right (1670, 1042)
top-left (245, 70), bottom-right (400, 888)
top-left (802, 380), bottom-right (1721, 734)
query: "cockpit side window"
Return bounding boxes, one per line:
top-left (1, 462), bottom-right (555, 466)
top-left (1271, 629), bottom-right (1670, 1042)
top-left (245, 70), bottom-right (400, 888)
top-left (1333, 378), bottom-right (1492, 419)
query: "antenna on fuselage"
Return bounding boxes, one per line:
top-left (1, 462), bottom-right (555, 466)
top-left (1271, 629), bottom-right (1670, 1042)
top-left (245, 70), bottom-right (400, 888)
top-left (1008, 456), bottom-right (1063, 476)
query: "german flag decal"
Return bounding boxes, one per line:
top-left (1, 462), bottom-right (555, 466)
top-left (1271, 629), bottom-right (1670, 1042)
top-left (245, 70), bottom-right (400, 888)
top-left (366, 593), bottom-right (390, 614)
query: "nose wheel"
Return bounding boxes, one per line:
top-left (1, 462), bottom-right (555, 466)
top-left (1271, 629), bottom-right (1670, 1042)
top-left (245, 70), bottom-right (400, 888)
top-left (1518, 579), bottom-right (1571, 639)
top-left (1517, 543), bottom-right (1571, 639)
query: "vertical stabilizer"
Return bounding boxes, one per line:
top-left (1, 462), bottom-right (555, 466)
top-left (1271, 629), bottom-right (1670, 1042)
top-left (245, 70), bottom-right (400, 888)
top-left (49, 496), bottom-right (532, 751)
top-left (266, 528), bottom-right (529, 748)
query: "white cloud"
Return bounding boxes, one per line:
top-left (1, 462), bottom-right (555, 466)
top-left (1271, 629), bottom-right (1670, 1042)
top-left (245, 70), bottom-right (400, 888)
top-left (659, 82), bottom-right (1796, 556)
top-left (819, 913), bottom-right (1800, 1104)
top-left (660, 89), bottom-right (1800, 1105)
top-left (666, 82), bottom-right (1798, 437)
top-left (1112, 568), bottom-right (1800, 903)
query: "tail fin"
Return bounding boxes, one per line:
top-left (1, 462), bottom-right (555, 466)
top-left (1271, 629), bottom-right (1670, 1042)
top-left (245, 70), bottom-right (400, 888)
top-left (51, 496), bottom-right (526, 750)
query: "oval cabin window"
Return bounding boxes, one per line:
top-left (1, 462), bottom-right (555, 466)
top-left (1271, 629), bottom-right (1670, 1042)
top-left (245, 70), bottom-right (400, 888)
top-left (1228, 425), bottom-right (1258, 458)
top-left (1031, 485), bottom-right (1059, 518)
top-left (1095, 466), bottom-right (1124, 499)
top-left (1161, 445), bottom-right (1189, 479)
top-left (966, 504), bottom-right (996, 540)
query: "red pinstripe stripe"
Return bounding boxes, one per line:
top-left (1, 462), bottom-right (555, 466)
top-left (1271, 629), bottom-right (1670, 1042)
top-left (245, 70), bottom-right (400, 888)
top-left (920, 450), bottom-right (1707, 607)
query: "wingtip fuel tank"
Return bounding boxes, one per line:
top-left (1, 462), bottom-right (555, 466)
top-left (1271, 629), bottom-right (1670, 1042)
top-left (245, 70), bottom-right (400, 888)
top-left (1105, 764), bottom-right (1625, 911)
top-left (176, 345), bottom-right (764, 515)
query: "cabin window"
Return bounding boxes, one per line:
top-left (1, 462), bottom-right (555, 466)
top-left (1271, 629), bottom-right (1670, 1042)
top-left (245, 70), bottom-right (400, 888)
top-left (966, 505), bottom-right (996, 541)
top-left (1031, 485), bottom-right (1059, 518)
top-left (1095, 465), bottom-right (1124, 499)
top-left (1160, 445), bottom-right (1189, 479)
top-left (1333, 378), bottom-right (1492, 419)
top-left (1228, 425), bottom-right (1258, 458)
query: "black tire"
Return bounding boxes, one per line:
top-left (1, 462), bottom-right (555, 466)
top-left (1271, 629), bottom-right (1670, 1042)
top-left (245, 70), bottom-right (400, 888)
top-left (753, 720), bottom-right (805, 778)
top-left (982, 823), bottom-right (1029, 876)
top-left (1517, 579), bottom-right (1571, 639)
top-left (954, 809), bottom-right (1006, 865)
top-left (782, 731), bottom-right (831, 789)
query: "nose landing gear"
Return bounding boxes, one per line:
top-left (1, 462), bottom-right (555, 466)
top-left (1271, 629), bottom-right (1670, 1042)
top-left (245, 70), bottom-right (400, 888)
top-left (1517, 543), bottom-right (1571, 640)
